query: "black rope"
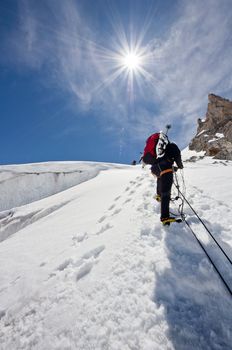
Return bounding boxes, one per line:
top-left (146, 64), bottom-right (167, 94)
top-left (173, 170), bottom-right (185, 218)
top-left (184, 217), bottom-right (232, 296)
top-left (173, 183), bottom-right (232, 267)
top-left (172, 173), bottom-right (232, 296)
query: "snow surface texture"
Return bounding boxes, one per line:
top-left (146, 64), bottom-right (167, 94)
top-left (0, 156), bottom-right (232, 349)
top-left (0, 162), bottom-right (126, 211)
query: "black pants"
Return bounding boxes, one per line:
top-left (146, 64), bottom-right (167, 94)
top-left (151, 161), bottom-right (173, 220)
top-left (157, 172), bottom-right (173, 219)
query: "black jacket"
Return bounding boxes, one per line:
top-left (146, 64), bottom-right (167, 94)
top-left (151, 142), bottom-right (183, 176)
top-left (163, 142), bottom-right (183, 169)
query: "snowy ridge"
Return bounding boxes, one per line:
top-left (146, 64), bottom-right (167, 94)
top-left (0, 161), bottom-right (128, 211)
top-left (181, 147), bottom-right (206, 161)
top-left (0, 159), bottom-right (232, 349)
top-left (0, 198), bottom-right (72, 243)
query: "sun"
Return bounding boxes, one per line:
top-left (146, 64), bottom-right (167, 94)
top-left (91, 36), bottom-right (154, 98)
top-left (122, 52), bottom-right (141, 71)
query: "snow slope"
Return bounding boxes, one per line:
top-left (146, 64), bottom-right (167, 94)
top-left (0, 162), bottom-right (126, 211)
top-left (0, 157), bottom-right (232, 350)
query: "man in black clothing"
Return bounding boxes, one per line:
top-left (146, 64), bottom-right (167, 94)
top-left (150, 142), bottom-right (183, 224)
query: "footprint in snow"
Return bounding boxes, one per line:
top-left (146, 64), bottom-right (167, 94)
top-left (72, 232), bottom-right (88, 245)
top-left (56, 258), bottom-right (75, 272)
top-left (0, 310), bottom-right (6, 321)
top-left (108, 204), bottom-right (116, 211)
top-left (140, 225), bottom-right (162, 243)
top-left (193, 186), bottom-right (204, 194)
top-left (98, 215), bottom-right (107, 223)
top-left (143, 202), bottom-right (149, 211)
top-left (124, 198), bottom-right (132, 204)
top-left (96, 223), bottom-right (113, 235)
top-left (114, 196), bottom-right (121, 201)
top-left (200, 204), bottom-right (211, 210)
top-left (76, 262), bottom-right (94, 281)
top-left (81, 245), bottom-right (105, 260)
top-left (54, 245), bottom-right (105, 282)
top-left (112, 208), bottom-right (122, 215)
top-left (143, 190), bottom-right (151, 198)
top-left (136, 176), bottom-right (144, 182)
top-left (129, 190), bottom-right (135, 195)
top-left (76, 245), bottom-right (105, 281)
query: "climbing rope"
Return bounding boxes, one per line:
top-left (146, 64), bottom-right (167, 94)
top-left (183, 216), bottom-right (232, 296)
top-left (172, 170), bottom-right (232, 296)
top-left (170, 168), bottom-right (185, 218)
top-left (173, 176), bottom-right (232, 266)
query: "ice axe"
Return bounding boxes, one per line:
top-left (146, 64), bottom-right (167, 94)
top-left (165, 124), bottom-right (171, 135)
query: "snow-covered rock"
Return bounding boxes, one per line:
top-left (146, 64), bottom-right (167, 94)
top-left (189, 94), bottom-right (232, 160)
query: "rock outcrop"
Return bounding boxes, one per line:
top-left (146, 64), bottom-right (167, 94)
top-left (189, 94), bottom-right (232, 160)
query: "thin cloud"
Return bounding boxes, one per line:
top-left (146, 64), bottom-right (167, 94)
top-left (2, 0), bottom-right (232, 149)
top-left (130, 0), bottom-right (232, 146)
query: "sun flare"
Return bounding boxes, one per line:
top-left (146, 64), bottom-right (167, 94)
top-left (122, 52), bottom-right (141, 71)
top-left (92, 33), bottom-right (154, 98)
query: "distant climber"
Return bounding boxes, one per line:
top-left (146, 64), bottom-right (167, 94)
top-left (141, 131), bottom-right (183, 225)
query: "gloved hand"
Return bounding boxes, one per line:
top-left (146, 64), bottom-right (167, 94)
top-left (173, 164), bottom-right (183, 172)
top-left (176, 160), bottom-right (184, 169)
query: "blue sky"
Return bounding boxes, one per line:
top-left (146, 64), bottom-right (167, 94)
top-left (1, 0), bottom-right (232, 165)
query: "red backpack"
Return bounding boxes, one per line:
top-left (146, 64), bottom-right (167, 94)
top-left (142, 132), bottom-right (169, 165)
top-left (142, 133), bottom-right (160, 165)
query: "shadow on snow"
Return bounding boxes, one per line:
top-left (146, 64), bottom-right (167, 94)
top-left (152, 222), bottom-right (232, 350)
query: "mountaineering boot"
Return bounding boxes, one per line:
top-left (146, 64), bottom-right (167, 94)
top-left (154, 194), bottom-right (161, 202)
top-left (161, 217), bottom-right (182, 226)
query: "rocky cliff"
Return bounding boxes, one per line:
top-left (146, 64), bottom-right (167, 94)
top-left (189, 94), bottom-right (232, 160)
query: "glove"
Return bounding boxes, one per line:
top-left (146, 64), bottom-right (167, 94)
top-left (173, 164), bottom-right (183, 172)
top-left (176, 160), bottom-right (183, 169)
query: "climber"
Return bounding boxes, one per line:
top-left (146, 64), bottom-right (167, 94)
top-left (141, 132), bottom-right (183, 225)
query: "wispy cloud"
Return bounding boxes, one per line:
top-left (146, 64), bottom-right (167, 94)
top-left (147, 0), bottom-right (232, 143)
top-left (2, 0), bottom-right (232, 148)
